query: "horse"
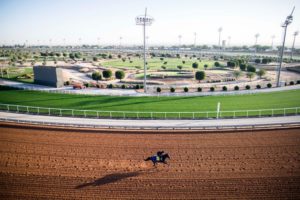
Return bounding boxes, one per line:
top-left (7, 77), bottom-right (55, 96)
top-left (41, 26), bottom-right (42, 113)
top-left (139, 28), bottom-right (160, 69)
top-left (144, 153), bottom-right (170, 166)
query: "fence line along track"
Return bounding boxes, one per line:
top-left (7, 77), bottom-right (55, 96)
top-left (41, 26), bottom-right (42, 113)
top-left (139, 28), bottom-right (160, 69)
top-left (0, 103), bottom-right (299, 120)
top-left (0, 117), bottom-right (299, 131)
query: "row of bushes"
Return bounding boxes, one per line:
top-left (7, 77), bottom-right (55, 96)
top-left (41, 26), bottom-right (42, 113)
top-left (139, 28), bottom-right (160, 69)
top-left (155, 83), bottom-right (274, 93)
top-left (155, 80), bottom-right (300, 93)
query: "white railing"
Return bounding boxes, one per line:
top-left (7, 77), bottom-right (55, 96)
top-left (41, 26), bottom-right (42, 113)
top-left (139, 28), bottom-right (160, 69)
top-left (0, 103), bottom-right (299, 120)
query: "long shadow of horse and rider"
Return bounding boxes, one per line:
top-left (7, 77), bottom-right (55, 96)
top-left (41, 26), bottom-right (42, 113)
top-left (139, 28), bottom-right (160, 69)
top-left (75, 151), bottom-right (170, 189)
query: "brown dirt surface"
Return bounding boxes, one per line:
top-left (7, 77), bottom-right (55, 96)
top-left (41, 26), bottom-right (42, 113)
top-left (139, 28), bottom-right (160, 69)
top-left (0, 124), bottom-right (300, 199)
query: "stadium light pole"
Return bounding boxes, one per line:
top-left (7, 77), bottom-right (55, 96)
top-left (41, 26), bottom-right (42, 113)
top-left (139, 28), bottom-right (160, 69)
top-left (254, 33), bottom-right (260, 58)
top-left (271, 35), bottom-right (275, 50)
top-left (119, 36), bottom-right (123, 54)
top-left (136, 8), bottom-right (154, 93)
top-left (194, 32), bottom-right (197, 47)
top-left (227, 36), bottom-right (231, 48)
top-left (218, 27), bottom-right (222, 50)
top-left (291, 31), bottom-right (299, 60)
top-left (276, 7), bottom-right (295, 87)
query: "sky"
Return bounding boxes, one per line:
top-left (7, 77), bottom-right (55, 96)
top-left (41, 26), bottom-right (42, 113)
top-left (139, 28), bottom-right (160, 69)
top-left (0, 0), bottom-right (300, 47)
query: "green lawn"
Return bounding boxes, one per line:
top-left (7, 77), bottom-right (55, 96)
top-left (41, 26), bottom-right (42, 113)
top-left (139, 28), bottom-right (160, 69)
top-left (0, 87), bottom-right (299, 118)
top-left (102, 57), bottom-right (215, 70)
top-left (0, 67), bottom-right (33, 83)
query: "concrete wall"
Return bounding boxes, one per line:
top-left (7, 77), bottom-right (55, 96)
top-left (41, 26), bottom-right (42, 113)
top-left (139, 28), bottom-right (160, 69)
top-left (33, 66), bottom-right (64, 88)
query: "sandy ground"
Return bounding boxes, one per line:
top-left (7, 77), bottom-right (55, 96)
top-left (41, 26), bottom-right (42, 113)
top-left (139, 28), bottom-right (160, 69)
top-left (0, 124), bottom-right (299, 199)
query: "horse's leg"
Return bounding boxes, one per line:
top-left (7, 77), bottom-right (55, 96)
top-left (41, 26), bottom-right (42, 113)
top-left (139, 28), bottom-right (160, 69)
top-left (144, 157), bottom-right (150, 161)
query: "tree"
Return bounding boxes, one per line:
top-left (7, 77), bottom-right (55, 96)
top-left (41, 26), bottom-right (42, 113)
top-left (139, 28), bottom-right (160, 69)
top-left (160, 57), bottom-right (164, 61)
top-left (161, 66), bottom-right (166, 70)
top-left (108, 54), bottom-right (112, 59)
top-left (118, 54), bottom-right (122, 59)
top-left (247, 65), bottom-right (256, 72)
top-left (92, 71), bottom-right (102, 81)
top-left (254, 58), bottom-right (261, 64)
top-left (177, 65), bottom-right (183, 71)
top-left (102, 70), bottom-right (112, 79)
top-left (192, 62), bottom-right (199, 70)
top-left (156, 87), bottom-right (161, 93)
top-left (182, 60), bottom-right (186, 64)
top-left (93, 57), bottom-right (98, 62)
top-left (214, 61), bottom-right (220, 67)
top-left (195, 71), bottom-right (205, 82)
top-left (239, 63), bottom-right (246, 71)
top-left (115, 70), bottom-right (125, 81)
top-left (122, 58), bottom-right (126, 62)
top-left (204, 64), bottom-right (208, 70)
top-left (256, 69), bottom-right (266, 79)
top-left (246, 72), bottom-right (255, 81)
top-left (233, 70), bottom-right (242, 80)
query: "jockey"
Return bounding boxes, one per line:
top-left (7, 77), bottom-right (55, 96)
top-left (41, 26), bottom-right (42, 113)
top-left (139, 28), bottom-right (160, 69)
top-left (156, 151), bottom-right (164, 161)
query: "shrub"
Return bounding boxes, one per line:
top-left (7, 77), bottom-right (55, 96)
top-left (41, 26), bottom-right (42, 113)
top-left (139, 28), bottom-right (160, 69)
top-left (297, 80), bottom-right (300, 84)
top-left (214, 61), bottom-right (220, 67)
top-left (65, 81), bottom-right (70, 86)
top-left (210, 87), bottom-right (215, 92)
top-left (195, 71), bottom-right (205, 82)
top-left (93, 57), bottom-right (98, 62)
top-left (121, 84), bottom-right (126, 89)
top-left (156, 87), bottom-right (161, 93)
top-left (192, 62), bottom-right (199, 69)
top-left (234, 86), bottom-right (239, 90)
top-left (102, 70), bottom-right (112, 79)
top-left (170, 87), bottom-right (175, 93)
top-left (197, 87), bottom-right (202, 92)
top-left (245, 85), bottom-right (251, 90)
top-left (92, 71), bottom-right (102, 81)
top-left (84, 82), bottom-right (89, 88)
top-left (290, 81), bottom-right (295, 85)
top-left (184, 87), bottom-right (189, 92)
top-left (222, 86), bottom-right (227, 91)
top-left (135, 84), bottom-right (140, 89)
top-left (115, 70), bottom-right (125, 80)
top-left (256, 84), bottom-right (261, 89)
top-left (267, 83), bottom-right (272, 88)
top-left (107, 84), bottom-right (113, 88)
top-left (247, 65), bottom-right (256, 72)
top-left (163, 61), bottom-right (168, 65)
top-left (239, 63), bottom-right (246, 71)
top-left (254, 58), bottom-right (261, 64)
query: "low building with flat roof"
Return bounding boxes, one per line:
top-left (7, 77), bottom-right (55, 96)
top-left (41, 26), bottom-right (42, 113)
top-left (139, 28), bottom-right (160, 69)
top-left (33, 66), bottom-right (64, 88)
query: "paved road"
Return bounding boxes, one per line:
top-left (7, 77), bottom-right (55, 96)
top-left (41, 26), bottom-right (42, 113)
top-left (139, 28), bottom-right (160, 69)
top-left (0, 111), bottom-right (299, 129)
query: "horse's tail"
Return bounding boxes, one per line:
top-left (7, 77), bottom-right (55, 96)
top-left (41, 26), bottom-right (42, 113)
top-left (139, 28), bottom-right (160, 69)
top-left (144, 157), bottom-right (151, 161)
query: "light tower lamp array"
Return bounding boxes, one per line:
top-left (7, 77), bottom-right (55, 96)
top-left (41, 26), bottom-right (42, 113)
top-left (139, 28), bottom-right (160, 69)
top-left (291, 30), bottom-right (299, 60)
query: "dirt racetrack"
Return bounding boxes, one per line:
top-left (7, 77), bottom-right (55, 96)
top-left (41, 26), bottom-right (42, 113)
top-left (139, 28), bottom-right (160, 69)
top-left (0, 123), bottom-right (299, 199)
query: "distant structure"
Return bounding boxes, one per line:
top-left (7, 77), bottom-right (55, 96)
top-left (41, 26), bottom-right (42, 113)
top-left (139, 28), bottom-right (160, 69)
top-left (33, 66), bottom-right (64, 87)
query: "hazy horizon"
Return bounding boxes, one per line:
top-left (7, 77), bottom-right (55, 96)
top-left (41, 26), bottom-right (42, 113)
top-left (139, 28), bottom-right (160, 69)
top-left (0, 0), bottom-right (300, 47)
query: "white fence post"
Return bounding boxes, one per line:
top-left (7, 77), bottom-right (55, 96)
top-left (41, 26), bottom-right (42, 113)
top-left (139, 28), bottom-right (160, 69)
top-left (7, 105), bottom-right (9, 111)
top-left (37, 107), bottom-right (39, 115)
top-left (84, 110), bottom-right (86, 117)
top-left (192, 112), bottom-right (195, 119)
top-left (271, 109), bottom-right (274, 117)
top-left (72, 110), bottom-right (74, 117)
top-left (123, 112), bottom-right (125, 119)
top-left (60, 109), bottom-right (62, 116)
top-left (151, 112), bottom-right (153, 119)
top-left (97, 111), bottom-right (99, 118)
top-left (27, 106), bottom-right (29, 113)
top-left (17, 105), bottom-right (19, 113)
top-left (284, 108), bottom-right (286, 116)
top-left (110, 112), bottom-right (112, 118)
top-left (48, 108), bottom-right (50, 115)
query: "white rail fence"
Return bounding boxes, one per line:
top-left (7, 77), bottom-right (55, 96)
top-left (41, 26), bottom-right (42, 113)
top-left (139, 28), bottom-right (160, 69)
top-left (0, 104), bottom-right (299, 119)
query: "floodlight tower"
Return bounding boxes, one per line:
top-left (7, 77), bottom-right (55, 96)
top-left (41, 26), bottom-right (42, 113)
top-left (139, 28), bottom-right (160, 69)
top-left (194, 32), bottom-right (197, 47)
top-left (291, 31), bottom-right (299, 60)
top-left (135, 8), bottom-right (154, 93)
top-left (218, 27), bottom-right (222, 50)
top-left (97, 37), bottom-right (100, 48)
top-left (271, 35), bottom-right (275, 49)
top-left (227, 36), bottom-right (231, 48)
top-left (276, 7), bottom-right (295, 87)
top-left (254, 33), bottom-right (260, 58)
top-left (119, 36), bottom-right (123, 54)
